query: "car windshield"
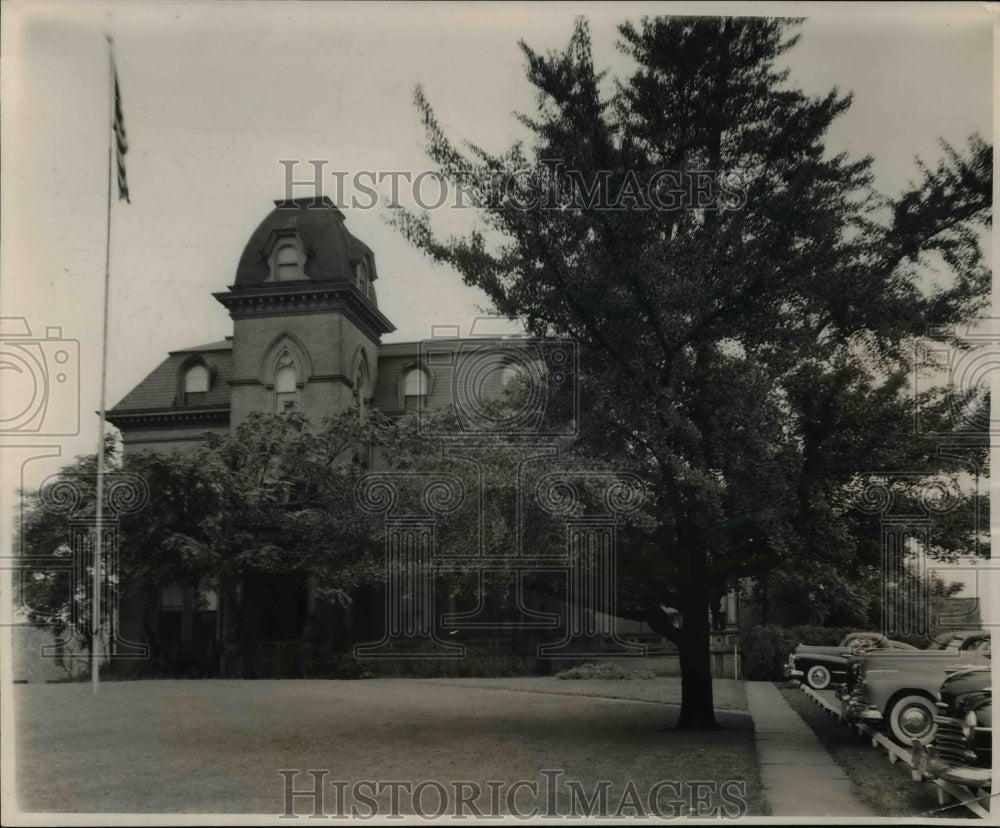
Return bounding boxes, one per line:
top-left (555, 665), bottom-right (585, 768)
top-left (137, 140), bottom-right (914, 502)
top-left (843, 633), bottom-right (879, 646)
top-left (926, 632), bottom-right (990, 653)
top-left (927, 632), bottom-right (962, 650)
top-left (842, 634), bottom-right (917, 651)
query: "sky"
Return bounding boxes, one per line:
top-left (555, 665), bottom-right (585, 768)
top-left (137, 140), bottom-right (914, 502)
top-left (0, 2), bottom-right (994, 592)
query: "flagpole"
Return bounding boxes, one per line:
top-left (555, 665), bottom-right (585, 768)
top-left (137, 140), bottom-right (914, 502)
top-left (93, 34), bottom-right (116, 693)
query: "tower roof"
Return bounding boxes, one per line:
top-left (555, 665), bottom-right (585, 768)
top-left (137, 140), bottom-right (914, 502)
top-left (232, 196), bottom-right (378, 290)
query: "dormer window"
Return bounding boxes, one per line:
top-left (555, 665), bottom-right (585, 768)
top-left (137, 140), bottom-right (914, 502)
top-left (274, 243), bottom-right (303, 282)
top-left (275, 353), bottom-right (298, 412)
top-left (265, 231), bottom-right (307, 283)
top-left (183, 364), bottom-right (209, 405)
top-left (357, 261), bottom-right (370, 296)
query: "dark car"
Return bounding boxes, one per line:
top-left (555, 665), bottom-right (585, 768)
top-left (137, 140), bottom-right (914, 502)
top-left (784, 632), bottom-right (917, 690)
top-left (912, 665), bottom-right (991, 787)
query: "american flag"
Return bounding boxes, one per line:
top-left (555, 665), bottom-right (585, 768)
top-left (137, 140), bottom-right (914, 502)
top-left (109, 40), bottom-right (130, 203)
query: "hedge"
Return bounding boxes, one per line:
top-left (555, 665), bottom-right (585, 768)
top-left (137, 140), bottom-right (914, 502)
top-left (740, 624), bottom-right (855, 681)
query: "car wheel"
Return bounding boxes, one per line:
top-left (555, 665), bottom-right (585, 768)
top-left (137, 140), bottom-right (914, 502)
top-left (887, 694), bottom-right (937, 747)
top-left (805, 664), bottom-right (832, 690)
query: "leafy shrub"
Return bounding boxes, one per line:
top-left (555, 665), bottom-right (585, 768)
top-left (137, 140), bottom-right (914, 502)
top-left (331, 654), bottom-right (375, 679)
top-left (888, 630), bottom-right (933, 648)
top-left (787, 625), bottom-right (855, 647)
top-left (740, 625), bottom-right (798, 681)
top-left (364, 643), bottom-right (530, 678)
top-left (556, 661), bottom-right (655, 680)
top-left (306, 646), bottom-right (374, 679)
top-left (740, 624), bottom-right (855, 681)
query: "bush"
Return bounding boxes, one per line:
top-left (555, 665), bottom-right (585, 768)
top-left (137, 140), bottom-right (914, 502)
top-left (556, 661), bottom-right (655, 680)
top-left (306, 646), bottom-right (374, 679)
top-left (406, 645), bottom-right (529, 678)
top-left (740, 624), bottom-right (856, 681)
top-left (360, 643), bottom-right (530, 678)
top-left (889, 630), bottom-right (933, 648)
top-left (331, 654), bottom-right (375, 679)
top-left (787, 625), bottom-right (855, 647)
top-left (740, 625), bottom-right (797, 681)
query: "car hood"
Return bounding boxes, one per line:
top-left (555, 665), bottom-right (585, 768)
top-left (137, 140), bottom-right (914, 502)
top-left (794, 644), bottom-right (850, 657)
top-left (940, 666), bottom-right (991, 715)
top-left (856, 649), bottom-right (987, 673)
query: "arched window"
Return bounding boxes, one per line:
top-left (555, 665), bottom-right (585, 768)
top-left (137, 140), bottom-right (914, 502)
top-left (183, 364), bottom-right (209, 405)
top-left (275, 353), bottom-right (298, 412)
top-left (403, 367), bottom-right (429, 412)
top-left (274, 243), bottom-right (302, 282)
top-left (354, 368), bottom-right (367, 416)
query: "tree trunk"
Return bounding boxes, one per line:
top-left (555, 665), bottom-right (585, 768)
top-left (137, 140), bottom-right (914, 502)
top-left (645, 582), bottom-right (720, 730)
top-left (761, 572), bottom-right (768, 625)
top-left (675, 582), bottom-right (719, 730)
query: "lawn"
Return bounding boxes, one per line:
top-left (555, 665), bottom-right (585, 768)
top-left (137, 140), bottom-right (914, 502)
top-left (12, 677), bottom-right (764, 818)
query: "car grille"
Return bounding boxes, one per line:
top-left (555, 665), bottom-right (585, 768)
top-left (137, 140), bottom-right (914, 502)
top-left (841, 685), bottom-right (877, 720)
top-left (932, 716), bottom-right (977, 766)
top-left (848, 686), bottom-right (869, 707)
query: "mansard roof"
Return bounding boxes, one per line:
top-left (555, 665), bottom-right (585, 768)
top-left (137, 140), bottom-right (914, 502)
top-left (232, 196), bottom-right (378, 292)
top-left (107, 338), bottom-right (233, 416)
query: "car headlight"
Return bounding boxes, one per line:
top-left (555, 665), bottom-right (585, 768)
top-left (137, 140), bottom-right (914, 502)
top-left (962, 709), bottom-right (977, 742)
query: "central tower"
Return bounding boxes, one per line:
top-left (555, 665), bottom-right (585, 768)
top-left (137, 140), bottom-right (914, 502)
top-left (214, 197), bottom-right (395, 426)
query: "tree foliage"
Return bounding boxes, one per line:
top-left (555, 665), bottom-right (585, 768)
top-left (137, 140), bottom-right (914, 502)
top-left (394, 16), bottom-right (991, 727)
top-left (18, 398), bottom-right (619, 657)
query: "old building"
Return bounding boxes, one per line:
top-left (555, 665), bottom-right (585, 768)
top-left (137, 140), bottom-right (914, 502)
top-left (107, 197), bottom-right (674, 675)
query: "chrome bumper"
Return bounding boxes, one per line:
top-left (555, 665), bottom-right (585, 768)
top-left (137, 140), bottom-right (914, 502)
top-left (912, 741), bottom-right (992, 787)
top-left (840, 689), bottom-right (883, 724)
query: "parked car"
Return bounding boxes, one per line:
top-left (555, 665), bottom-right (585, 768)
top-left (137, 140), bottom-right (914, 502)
top-left (839, 630), bottom-right (991, 746)
top-left (912, 665), bottom-right (991, 787)
top-left (784, 632), bottom-right (917, 690)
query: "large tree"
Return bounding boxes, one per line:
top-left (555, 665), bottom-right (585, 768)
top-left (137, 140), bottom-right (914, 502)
top-left (16, 438), bottom-right (121, 670)
top-left (395, 16), bottom-right (991, 727)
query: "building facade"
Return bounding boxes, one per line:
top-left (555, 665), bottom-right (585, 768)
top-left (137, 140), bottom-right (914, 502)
top-left (106, 198), bottom-right (661, 675)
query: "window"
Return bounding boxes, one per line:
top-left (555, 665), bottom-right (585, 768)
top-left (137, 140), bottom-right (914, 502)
top-left (274, 243), bottom-right (302, 282)
top-left (275, 353), bottom-right (298, 412)
top-left (403, 367), bottom-right (428, 412)
top-left (354, 369), bottom-right (367, 415)
top-left (183, 364), bottom-right (209, 405)
top-left (404, 368), bottom-right (428, 396)
top-left (357, 261), bottom-right (369, 296)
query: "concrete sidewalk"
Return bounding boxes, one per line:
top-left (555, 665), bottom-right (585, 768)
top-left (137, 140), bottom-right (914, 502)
top-left (746, 681), bottom-right (875, 817)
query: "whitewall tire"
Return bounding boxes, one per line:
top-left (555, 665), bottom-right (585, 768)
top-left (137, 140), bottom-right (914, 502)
top-left (887, 694), bottom-right (937, 746)
top-left (805, 664), bottom-right (832, 690)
